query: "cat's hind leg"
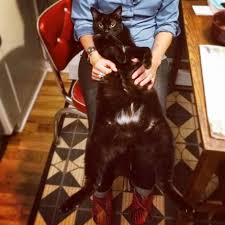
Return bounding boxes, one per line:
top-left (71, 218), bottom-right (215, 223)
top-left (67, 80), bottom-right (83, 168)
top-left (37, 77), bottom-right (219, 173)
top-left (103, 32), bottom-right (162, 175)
top-left (130, 144), bottom-right (156, 190)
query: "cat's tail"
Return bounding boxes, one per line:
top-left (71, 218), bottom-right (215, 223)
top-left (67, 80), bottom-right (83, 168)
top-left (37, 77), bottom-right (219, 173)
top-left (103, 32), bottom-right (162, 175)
top-left (59, 179), bottom-right (95, 213)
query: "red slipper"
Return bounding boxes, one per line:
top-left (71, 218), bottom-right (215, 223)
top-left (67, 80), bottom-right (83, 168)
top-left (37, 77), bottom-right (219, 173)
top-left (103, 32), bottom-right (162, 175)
top-left (92, 191), bottom-right (112, 225)
top-left (130, 191), bottom-right (154, 225)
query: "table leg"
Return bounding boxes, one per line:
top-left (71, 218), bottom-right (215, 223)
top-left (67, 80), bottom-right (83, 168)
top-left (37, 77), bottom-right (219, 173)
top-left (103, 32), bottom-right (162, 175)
top-left (169, 35), bottom-right (183, 89)
top-left (217, 161), bottom-right (225, 202)
top-left (185, 151), bottom-right (223, 203)
top-left (175, 151), bottom-right (224, 225)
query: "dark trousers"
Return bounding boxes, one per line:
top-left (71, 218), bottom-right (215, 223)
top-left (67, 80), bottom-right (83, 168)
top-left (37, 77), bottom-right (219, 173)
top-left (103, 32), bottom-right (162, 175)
top-left (78, 53), bottom-right (169, 191)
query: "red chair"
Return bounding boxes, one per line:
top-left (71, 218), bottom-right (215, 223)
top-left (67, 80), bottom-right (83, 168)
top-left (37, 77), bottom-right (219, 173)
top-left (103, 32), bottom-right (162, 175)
top-left (37, 0), bottom-right (87, 144)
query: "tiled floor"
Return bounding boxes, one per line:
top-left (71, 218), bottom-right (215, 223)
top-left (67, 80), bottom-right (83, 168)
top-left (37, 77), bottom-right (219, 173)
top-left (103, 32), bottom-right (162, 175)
top-left (32, 91), bottom-right (221, 225)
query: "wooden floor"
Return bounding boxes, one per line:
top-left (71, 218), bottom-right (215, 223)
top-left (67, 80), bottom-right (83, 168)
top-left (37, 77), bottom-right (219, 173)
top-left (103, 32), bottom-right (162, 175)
top-left (0, 73), bottom-right (70, 225)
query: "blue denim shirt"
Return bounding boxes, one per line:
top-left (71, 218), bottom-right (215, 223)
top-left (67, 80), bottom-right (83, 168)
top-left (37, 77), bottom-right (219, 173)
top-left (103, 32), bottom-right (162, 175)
top-left (71, 0), bottom-right (180, 48)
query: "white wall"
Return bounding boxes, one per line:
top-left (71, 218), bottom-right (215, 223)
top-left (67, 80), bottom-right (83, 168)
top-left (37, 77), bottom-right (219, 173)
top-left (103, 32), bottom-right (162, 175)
top-left (0, 0), bottom-right (24, 59)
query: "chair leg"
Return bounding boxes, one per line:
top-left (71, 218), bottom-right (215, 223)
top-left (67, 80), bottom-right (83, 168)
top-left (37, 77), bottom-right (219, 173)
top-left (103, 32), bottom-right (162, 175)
top-left (53, 108), bottom-right (64, 145)
top-left (169, 35), bottom-right (183, 90)
top-left (53, 107), bottom-right (87, 145)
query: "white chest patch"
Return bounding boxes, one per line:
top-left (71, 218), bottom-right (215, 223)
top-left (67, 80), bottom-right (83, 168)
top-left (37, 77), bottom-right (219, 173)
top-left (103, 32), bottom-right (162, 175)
top-left (115, 103), bottom-right (144, 125)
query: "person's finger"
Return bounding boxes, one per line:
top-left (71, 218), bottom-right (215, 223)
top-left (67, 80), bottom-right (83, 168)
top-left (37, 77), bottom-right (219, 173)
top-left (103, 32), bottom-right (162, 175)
top-left (92, 68), bottom-right (103, 80)
top-left (147, 76), bottom-right (156, 90)
top-left (92, 68), bottom-right (102, 75)
top-left (94, 62), bottom-right (113, 75)
top-left (139, 75), bottom-right (152, 86)
top-left (132, 65), bottom-right (145, 79)
top-left (104, 60), bottom-right (117, 72)
top-left (134, 72), bottom-right (146, 85)
top-left (95, 64), bottom-right (112, 74)
top-left (92, 75), bottom-right (101, 81)
top-left (93, 62), bottom-right (112, 74)
top-left (92, 72), bottom-right (104, 80)
top-left (147, 82), bottom-right (154, 90)
top-left (91, 72), bottom-right (101, 81)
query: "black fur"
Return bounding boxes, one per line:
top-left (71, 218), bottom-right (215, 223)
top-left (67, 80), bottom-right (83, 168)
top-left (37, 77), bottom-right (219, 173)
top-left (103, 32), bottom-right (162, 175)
top-left (60, 6), bottom-right (192, 214)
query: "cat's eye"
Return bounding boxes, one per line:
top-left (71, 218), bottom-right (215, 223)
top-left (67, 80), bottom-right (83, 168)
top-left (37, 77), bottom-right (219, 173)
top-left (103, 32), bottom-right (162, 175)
top-left (110, 22), bottom-right (116, 28)
top-left (98, 22), bottom-right (104, 28)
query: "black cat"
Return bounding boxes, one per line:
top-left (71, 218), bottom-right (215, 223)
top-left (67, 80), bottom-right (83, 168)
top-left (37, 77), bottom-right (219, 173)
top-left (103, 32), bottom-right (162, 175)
top-left (60, 6), bottom-right (192, 214)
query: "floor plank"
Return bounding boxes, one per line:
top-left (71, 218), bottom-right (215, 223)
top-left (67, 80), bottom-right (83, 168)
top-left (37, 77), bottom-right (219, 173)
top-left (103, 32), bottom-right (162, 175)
top-left (0, 72), bottom-right (71, 225)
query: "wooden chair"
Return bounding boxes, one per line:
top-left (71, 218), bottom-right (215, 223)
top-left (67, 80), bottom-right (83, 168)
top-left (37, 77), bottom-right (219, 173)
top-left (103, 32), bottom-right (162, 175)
top-left (37, 0), bottom-right (87, 144)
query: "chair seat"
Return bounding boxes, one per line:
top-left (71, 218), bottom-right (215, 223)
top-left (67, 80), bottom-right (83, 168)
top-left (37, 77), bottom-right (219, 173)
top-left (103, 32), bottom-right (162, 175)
top-left (71, 81), bottom-right (86, 114)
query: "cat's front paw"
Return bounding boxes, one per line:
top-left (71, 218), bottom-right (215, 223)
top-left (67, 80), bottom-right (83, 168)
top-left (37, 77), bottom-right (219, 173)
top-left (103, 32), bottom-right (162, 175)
top-left (143, 48), bottom-right (152, 69)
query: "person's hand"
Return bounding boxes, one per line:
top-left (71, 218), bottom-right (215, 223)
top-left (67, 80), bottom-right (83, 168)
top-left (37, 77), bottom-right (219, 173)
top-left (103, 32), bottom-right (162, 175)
top-left (89, 51), bottom-right (117, 81)
top-left (131, 56), bottom-right (161, 90)
top-left (131, 65), bottom-right (158, 90)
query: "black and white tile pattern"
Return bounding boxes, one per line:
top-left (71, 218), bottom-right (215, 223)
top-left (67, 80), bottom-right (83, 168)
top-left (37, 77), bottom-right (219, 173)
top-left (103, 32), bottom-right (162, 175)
top-left (33, 91), bottom-right (223, 225)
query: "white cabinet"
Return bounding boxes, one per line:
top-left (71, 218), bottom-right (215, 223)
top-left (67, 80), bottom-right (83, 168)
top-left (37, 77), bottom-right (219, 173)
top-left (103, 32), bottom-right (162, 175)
top-left (0, 0), bottom-right (45, 134)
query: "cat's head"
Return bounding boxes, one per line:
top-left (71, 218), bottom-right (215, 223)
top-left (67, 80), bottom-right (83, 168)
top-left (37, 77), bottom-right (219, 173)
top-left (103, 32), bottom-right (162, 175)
top-left (91, 6), bottom-right (123, 37)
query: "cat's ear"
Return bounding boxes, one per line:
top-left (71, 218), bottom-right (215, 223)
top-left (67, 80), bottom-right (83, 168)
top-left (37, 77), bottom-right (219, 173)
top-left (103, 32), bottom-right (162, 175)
top-left (91, 7), bottom-right (100, 20)
top-left (112, 6), bottom-right (122, 19)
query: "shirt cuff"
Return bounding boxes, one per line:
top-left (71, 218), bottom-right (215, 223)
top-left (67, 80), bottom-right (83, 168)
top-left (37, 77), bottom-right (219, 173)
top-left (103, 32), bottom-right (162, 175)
top-left (154, 24), bottom-right (181, 38)
top-left (74, 25), bottom-right (94, 41)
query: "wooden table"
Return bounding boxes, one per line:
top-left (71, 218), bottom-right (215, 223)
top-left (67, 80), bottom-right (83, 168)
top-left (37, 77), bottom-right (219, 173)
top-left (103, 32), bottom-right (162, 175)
top-left (176, 0), bottom-right (225, 224)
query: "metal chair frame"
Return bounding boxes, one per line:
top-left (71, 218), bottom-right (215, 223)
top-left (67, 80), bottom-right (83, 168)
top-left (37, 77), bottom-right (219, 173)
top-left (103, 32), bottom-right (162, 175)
top-left (36, 0), bottom-right (87, 144)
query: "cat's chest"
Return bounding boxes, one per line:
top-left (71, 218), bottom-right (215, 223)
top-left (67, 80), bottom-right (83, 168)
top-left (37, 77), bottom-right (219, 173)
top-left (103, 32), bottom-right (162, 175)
top-left (114, 102), bottom-right (144, 126)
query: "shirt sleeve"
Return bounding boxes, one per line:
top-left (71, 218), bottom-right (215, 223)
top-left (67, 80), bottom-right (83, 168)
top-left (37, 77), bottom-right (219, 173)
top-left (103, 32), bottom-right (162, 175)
top-left (154, 0), bottom-right (180, 37)
top-left (71, 0), bottom-right (96, 41)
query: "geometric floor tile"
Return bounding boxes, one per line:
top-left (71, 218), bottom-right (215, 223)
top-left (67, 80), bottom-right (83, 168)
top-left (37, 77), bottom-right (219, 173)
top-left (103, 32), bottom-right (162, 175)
top-left (60, 132), bottom-right (75, 147)
top-left (62, 118), bottom-right (78, 133)
top-left (38, 207), bottom-right (56, 225)
top-left (71, 133), bottom-right (88, 148)
top-left (167, 102), bottom-right (193, 127)
top-left (31, 91), bottom-right (224, 225)
top-left (173, 160), bottom-right (194, 193)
